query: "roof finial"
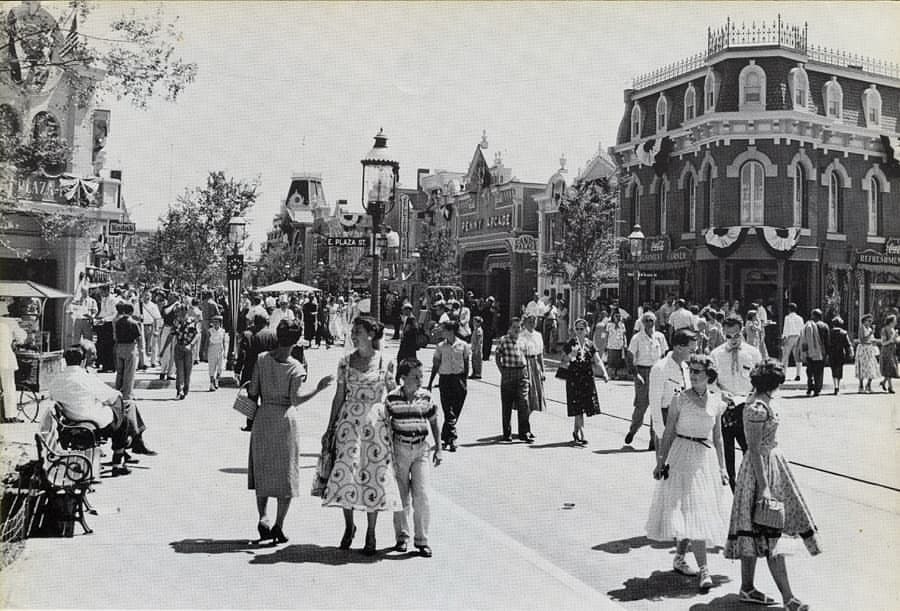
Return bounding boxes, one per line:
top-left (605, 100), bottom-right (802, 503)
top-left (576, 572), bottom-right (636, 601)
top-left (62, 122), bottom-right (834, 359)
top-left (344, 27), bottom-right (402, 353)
top-left (559, 154), bottom-right (567, 173)
top-left (480, 129), bottom-right (488, 149)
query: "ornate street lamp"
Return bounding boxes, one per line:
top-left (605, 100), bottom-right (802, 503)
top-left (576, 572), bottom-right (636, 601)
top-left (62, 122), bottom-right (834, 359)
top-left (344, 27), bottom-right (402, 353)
top-left (226, 215), bottom-right (247, 372)
top-left (627, 224), bottom-right (645, 316)
top-left (361, 128), bottom-right (398, 322)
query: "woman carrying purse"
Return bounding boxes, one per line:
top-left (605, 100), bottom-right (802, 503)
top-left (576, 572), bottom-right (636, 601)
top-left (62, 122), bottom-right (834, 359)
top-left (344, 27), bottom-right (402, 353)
top-left (560, 318), bottom-right (607, 446)
top-left (724, 359), bottom-right (821, 611)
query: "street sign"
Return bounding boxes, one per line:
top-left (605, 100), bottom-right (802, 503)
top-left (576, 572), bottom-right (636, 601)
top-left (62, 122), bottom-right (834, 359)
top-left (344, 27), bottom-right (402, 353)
top-left (108, 220), bottom-right (136, 235)
top-left (327, 236), bottom-right (369, 248)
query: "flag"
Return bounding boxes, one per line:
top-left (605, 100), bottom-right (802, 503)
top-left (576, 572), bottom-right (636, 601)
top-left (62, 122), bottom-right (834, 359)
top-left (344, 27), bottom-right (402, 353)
top-left (7, 12), bottom-right (22, 83)
top-left (59, 14), bottom-right (77, 59)
top-left (634, 138), bottom-right (661, 166)
top-left (652, 137), bottom-right (674, 177)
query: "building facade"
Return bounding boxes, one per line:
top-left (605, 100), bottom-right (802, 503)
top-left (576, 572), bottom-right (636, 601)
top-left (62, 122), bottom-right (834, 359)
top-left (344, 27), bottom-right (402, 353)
top-left (0, 2), bottom-right (125, 348)
top-left (610, 17), bottom-right (900, 333)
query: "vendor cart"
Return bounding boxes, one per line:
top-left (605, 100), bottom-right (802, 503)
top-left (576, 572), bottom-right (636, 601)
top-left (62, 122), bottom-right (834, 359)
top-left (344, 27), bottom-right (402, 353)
top-left (0, 281), bottom-right (70, 422)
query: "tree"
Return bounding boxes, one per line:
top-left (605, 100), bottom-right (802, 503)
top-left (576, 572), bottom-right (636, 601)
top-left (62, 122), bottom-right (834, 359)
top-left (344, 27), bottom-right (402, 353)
top-left (543, 176), bottom-right (619, 305)
top-left (417, 224), bottom-right (460, 285)
top-left (253, 240), bottom-right (304, 287)
top-left (156, 172), bottom-right (259, 291)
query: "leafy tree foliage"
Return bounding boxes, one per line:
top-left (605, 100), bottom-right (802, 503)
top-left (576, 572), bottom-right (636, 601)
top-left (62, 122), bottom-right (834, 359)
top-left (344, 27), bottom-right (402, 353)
top-left (543, 176), bottom-right (619, 293)
top-left (155, 172), bottom-right (258, 291)
top-left (417, 225), bottom-right (460, 285)
top-left (253, 239), bottom-right (304, 288)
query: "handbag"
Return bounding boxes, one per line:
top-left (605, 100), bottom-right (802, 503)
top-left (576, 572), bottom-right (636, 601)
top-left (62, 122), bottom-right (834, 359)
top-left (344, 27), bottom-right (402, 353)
top-left (231, 383), bottom-right (258, 420)
top-left (310, 429), bottom-right (336, 497)
top-left (555, 352), bottom-right (570, 380)
top-left (753, 497), bottom-right (785, 531)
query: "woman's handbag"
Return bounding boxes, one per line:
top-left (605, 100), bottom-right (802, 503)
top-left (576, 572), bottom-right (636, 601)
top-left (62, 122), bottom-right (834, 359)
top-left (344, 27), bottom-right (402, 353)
top-left (231, 383), bottom-right (258, 420)
top-left (311, 429), bottom-right (336, 497)
top-left (753, 497), bottom-right (785, 531)
top-left (555, 352), bottom-right (570, 380)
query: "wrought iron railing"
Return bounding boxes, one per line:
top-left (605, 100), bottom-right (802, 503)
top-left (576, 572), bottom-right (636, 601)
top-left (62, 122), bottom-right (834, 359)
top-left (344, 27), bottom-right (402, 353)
top-left (632, 15), bottom-right (898, 90)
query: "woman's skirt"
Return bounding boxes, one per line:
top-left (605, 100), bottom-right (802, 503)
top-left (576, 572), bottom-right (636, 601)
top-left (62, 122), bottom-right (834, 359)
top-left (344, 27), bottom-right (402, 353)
top-left (248, 403), bottom-right (302, 497)
top-left (646, 437), bottom-right (733, 542)
top-left (606, 348), bottom-right (624, 372)
top-left (855, 344), bottom-right (880, 379)
top-left (525, 355), bottom-right (546, 412)
top-left (725, 447), bottom-right (822, 558)
top-left (565, 370), bottom-right (601, 417)
top-left (880, 344), bottom-right (898, 379)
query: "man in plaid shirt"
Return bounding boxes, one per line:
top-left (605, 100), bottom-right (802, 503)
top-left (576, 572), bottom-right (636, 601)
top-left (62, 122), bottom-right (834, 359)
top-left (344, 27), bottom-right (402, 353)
top-left (494, 317), bottom-right (532, 443)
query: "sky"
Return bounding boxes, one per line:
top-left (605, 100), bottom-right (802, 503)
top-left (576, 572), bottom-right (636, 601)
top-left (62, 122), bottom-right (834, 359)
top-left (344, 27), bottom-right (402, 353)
top-left (65, 1), bottom-right (900, 252)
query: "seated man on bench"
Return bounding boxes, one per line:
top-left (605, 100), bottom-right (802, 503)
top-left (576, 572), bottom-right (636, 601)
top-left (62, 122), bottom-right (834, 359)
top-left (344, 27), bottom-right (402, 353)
top-left (47, 346), bottom-right (157, 476)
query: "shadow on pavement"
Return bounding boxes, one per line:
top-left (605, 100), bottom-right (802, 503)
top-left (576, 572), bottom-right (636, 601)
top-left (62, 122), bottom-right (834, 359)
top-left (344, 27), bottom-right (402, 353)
top-left (688, 593), bottom-right (756, 609)
top-left (219, 467), bottom-right (247, 475)
top-left (458, 436), bottom-right (507, 448)
top-left (527, 441), bottom-right (581, 449)
top-left (170, 538), bottom-right (272, 555)
top-left (592, 446), bottom-right (647, 455)
top-left (249, 544), bottom-right (386, 565)
top-left (593, 535), bottom-right (672, 554)
top-left (607, 569), bottom-right (731, 603)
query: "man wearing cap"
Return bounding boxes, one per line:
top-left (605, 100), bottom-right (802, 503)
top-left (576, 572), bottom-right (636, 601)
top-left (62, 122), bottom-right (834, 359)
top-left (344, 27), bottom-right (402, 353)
top-left (427, 321), bottom-right (470, 452)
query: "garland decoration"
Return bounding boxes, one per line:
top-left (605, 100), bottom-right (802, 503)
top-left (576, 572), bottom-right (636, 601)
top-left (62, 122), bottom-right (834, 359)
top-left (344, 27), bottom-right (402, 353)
top-left (704, 226), bottom-right (748, 258)
top-left (757, 226), bottom-right (801, 259)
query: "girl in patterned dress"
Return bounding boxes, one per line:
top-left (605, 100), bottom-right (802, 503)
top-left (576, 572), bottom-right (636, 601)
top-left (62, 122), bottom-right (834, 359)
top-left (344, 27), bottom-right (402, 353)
top-left (855, 314), bottom-right (880, 393)
top-left (321, 316), bottom-right (402, 555)
top-left (725, 359), bottom-right (820, 611)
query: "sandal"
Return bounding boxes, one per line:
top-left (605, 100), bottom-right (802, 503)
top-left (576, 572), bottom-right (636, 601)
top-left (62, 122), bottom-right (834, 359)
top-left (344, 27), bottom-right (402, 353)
top-left (739, 588), bottom-right (776, 605)
top-left (784, 597), bottom-right (809, 611)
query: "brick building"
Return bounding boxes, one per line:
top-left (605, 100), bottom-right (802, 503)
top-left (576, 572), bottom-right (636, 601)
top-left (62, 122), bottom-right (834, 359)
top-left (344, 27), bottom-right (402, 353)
top-left (609, 17), bottom-right (900, 334)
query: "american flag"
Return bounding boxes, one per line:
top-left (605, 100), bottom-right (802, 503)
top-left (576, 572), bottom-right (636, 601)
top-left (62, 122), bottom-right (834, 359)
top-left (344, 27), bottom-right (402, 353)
top-left (59, 15), bottom-right (78, 59)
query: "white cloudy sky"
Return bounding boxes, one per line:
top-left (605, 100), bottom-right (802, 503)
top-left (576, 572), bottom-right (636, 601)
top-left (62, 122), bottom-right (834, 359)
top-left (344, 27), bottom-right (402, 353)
top-left (68, 1), bottom-right (900, 250)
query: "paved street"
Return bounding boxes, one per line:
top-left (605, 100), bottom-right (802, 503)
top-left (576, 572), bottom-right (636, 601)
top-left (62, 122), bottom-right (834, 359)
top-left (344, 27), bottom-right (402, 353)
top-left (1, 337), bottom-right (898, 609)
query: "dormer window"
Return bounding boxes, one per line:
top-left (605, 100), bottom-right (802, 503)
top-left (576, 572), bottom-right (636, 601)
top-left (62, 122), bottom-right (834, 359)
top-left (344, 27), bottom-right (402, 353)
top-left (656, 95), bottom-right (668, 133)
top-left (684, 84), bottom-right (697, 122)
top-left (788, 64), bottom-right (809, 110)
top-left (704, 69), bottom-right (719, 113)
top-left (739, 61), bottom-right (766, 111)
top-left (824, 77), bottom-right (843, 120)
top-left (863, 84), bottom-right (882, 127)
top-left (631, 104), bottom-right (642, 140)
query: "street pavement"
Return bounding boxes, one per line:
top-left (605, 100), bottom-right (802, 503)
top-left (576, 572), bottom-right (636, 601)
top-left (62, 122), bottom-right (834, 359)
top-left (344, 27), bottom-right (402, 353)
top-left (0, 336), bottom-right (897, 610)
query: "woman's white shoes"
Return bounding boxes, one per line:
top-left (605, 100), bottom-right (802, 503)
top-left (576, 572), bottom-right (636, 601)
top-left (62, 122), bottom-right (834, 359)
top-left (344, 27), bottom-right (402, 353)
top-left (698, 566), bottom-right (712, 591)
top-left (673, 555), bottom-right (698, 576)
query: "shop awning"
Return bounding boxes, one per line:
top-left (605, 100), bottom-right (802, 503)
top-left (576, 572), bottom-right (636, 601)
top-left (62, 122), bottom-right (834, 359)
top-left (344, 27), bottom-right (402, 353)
top-left (0, 281), bottom-right (71, 299)
top-left (256, 280), bottom-right (319, 293)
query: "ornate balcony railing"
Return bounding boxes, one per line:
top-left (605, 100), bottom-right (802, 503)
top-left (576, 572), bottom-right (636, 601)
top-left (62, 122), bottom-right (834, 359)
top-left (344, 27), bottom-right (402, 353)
top-left (708, 15), bottom-right (808, 56)
top-left (632, 15), bottom-right (898, 91)
top-left (632, 51), bottom-right (706, 90)
top-left (807, 44), bottom-right (900, 80)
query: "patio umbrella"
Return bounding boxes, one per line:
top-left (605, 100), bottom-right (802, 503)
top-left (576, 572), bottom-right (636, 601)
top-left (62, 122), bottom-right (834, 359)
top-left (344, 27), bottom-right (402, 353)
top-left (256, 280), bottom-right (319, 293)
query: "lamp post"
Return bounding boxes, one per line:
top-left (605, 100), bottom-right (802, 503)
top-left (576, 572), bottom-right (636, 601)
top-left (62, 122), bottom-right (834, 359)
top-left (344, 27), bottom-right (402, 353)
top-left (226, 215), bottom-right (247, 372)
top-left (627, 224), bottom-right (645, 317)
top-left (361, 128), bottom-right (398, 322)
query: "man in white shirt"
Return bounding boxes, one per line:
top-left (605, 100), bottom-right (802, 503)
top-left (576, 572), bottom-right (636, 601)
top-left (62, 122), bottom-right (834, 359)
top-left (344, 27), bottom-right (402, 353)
top-left (95, 285), bottom-right (121, 372)
top-left (780, 302), bottom-right (804, 381)
top-left (668, 299), bottom-right (695, 333)
top-left (268, 297), bottom-right (295, 330)
top-left (138, 290), bottom-right (162, 369)
top-left (48, 346), bottom-right (156, 476)
top-left (647, 329), bottom-right (696, 453)
top-left (625, 311), bottom-right (669, 447)
top-left (710, 314), bottom-right (762, 489)
top-left (524, 291), bottom-right (543, 320)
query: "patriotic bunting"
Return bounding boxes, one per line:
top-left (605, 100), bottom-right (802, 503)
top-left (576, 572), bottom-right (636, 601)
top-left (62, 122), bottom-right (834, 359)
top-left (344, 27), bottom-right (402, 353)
top-left (757, 226), bottom-right (802, 259)
top-left (704, 226), bottom-right (748, 258)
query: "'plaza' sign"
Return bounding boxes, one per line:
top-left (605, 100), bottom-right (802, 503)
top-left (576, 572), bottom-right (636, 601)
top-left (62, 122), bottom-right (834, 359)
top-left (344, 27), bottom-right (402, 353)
top-left (326, 236), bottom-right (388, 248)
top-left (108, 221), bottom-right (135, 235)
top-left (10, 174), bottom-right (66, 205)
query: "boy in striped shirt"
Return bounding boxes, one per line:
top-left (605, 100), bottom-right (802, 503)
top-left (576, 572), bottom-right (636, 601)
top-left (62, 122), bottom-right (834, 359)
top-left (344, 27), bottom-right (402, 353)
top-left (386, 358), bottom-right (442, 557)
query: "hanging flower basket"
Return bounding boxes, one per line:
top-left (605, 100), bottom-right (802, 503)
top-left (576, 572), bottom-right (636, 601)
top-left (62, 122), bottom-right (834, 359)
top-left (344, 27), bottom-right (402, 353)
top-left (10, 137), bottom-right (71, 178)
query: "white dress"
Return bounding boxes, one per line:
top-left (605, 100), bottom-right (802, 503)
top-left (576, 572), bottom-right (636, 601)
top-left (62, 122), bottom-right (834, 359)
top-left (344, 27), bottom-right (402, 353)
top-left (646, 389), bottom-right (733, 542)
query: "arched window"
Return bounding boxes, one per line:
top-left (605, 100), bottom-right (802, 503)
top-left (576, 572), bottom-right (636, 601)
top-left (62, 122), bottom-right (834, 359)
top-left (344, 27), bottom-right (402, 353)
top-left (739, 61), bottom-right (766, 111)
top-left (657, 180), bottom-right (668, 234)
top-left (631, 104), bottom-right (642, 140)
top-left (32, 111), bottom-right (59, 141)
top-left (740, 161), bottom-right (765, 225)
top-left (704, 167), bottom-right (714, 227)
top-left (704, 69), bottom-right (719, 113)
top-left (656, 95), bottom-right (668, 133)
top-left (630, 184), bottom-right (640, 227)
top-left (684, 84), bottom-right (697, 122)
top-left (683, 173), bottom-right (696, 232)
top-left (862, 85), bottom-right (881, 128)
top-left (788, 64), bottom-right (809, 109)
top-left (793, 164), bottom-right (809, 228)
top-left (824, 77), bottom-right (843, 120)
top-left (827, 173), bottom-right (842, 233)
top-left (868, 176), bottom-right (882, 235)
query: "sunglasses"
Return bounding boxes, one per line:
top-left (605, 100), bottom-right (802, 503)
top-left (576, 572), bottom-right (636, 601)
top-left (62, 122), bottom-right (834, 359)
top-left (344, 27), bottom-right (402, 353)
top-left (724, 332), bottom-right (741, 339)
top-left (689, 368), bottom-right (706, 374)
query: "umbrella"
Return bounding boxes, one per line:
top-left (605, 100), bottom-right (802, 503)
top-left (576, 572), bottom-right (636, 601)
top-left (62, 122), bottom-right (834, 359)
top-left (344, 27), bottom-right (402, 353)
top-left (256, 280), bottom-right (319, 293)
top-left (0, 281), bottom-right (71, 299)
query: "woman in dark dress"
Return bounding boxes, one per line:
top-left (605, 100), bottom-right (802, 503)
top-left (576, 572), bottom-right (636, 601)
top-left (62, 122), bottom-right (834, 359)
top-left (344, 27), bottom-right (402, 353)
top-left (827, 317), bottom-right (853, 395)
top-left (480, 296), bottom-right (497, 360)
top-left (561, 318), bottom-right (608, 446)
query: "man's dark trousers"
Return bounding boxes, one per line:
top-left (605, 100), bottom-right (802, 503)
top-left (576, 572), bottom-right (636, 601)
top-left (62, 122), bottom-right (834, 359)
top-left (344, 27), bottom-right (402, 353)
top-left (722, 402), bottom-right (747, 491)
top-left (806, 359), bottom-right (825, 394)
top-left (499, 367), bottom-right (530, 438)
top-left (439, 373), bottom-right (467, 445)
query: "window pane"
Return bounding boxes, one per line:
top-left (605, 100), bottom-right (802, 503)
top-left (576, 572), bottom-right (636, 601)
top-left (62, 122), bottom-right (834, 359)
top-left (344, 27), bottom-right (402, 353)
top-left (868, 180), bottom-right (879, 234)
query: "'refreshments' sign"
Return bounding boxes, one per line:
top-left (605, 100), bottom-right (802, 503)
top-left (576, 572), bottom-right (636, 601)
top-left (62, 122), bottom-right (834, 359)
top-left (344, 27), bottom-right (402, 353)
top-left (856, 248), bottom-right (900, 267)
top-left (885, 237), bottom-right (900, 256)
top-left (108, 221), bottom-right (135, 235)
